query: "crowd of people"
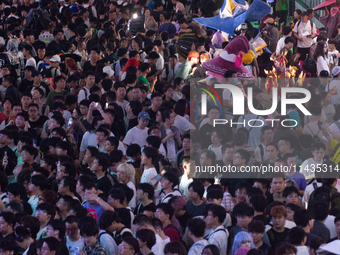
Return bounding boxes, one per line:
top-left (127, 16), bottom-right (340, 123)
top-left (0, 0), bottom-right (338, 255)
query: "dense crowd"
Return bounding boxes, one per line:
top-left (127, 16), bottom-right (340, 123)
top-left (0, 0), bottom-right (338, 255)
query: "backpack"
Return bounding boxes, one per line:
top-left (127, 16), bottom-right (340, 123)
top-left (296, 20), bottom-right (315, 36)
top-left (40, 66), bottom-right (58, 78)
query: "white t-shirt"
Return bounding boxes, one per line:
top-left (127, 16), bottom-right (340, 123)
top-left (295, 246), bottom-right (309, 255)
top-left (276, 36), bottom-right (286, 56)
top-left (188, 240), bottom-right (209, 255)
top-left (77, 87), bottom-right (91, 103)
top-left (324, 215), bottom-right (337, 239)
top-left (127, 181), bottom-right (137, 209)
top-left (66, 236), bottom-right (85, 254)
top-left (140, 167), bottom-right (157, 185)
top-left (165, 129), bottom-right (176, 162)
top-left (123, 126), bottom-right (149, 147)
top-left (222, 86), bottom-right (233, 113)
top-left (316, 56), bottom-right (329, 75)
top-left (208, 144), bottom-right (223, 161)
top-left (326, 79), bottom-right (340, 105)
top-left (174, 114), bottom-right (192, 135)
top-left (26, 57), bottom-right (36, 68)
top-left (206, 225), bottom-right (228, 255)
top-left (293, 20), bottom-right (317, 48)
top-left (156, 54), bottom-right (164, 70)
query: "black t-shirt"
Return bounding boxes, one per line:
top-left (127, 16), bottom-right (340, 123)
top-left (128, 118), bottom-right (138, 131)
top-left (5, 85), bottom-right (20, 102)
top-left (146, 108), bottom-right (158, 127)
top-left (19, 78), bottom-right (34, 93)
top-left (1, 232), bottom-right (16, 243)
top-left (115, 208), bottom-right (132, 229)
top-left (0, 145), bottom-right (17, 164)
top-left (267, 227), bottom-right (290, 248)
top-left (96, 174), bottom-right (114, 196)
top-left (29, 115), bottom-right (48, 129)
top-left (186, 201), bottom-right (206, 218)
top-left (134, 202), bottom-right (156, 216)
top-left (83, 61), bottom-right (97, 74)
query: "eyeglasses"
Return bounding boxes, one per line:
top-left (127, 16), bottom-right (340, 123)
top-left (118, 245), bottom-right (132, 250)
top-left (36, 210), bottom-right (46, 214)
top-left (0, 135), bottom-right (6, 138)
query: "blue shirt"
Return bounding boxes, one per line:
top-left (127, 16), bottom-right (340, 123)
top-left (83, 202), bottom-right (105, 222)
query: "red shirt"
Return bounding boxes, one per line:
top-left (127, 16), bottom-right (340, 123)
top-left (0, 112), bottom-right (10, 125)
top-left (164, 225), bottom-right (181, 242)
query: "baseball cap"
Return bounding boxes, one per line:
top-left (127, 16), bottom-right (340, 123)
top-left (103, 66), bottom-right (115, 77)
top-left (138, 111), bottom-right (150, 120)
top-left (50, 55), bottom-right (61, 62)
top-left (332, 66), bottom-right (340, 77)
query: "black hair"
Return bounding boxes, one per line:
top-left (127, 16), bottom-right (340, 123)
top-left (282, 186), bottom-right (299, 198)
top-left (47, 219), bottom-right (66, 240)
top-left (156, 203), bottom-right (174, 219)
top-left (233, 203), bottom-right (254, 217)
top-left (98, 210), bottom-right (120, 230)
top-left (188, 181), bottom-right (205, 199)
top-left (288, 226), bottom-right (305, 245)
top-left (203, 204), bottom-right (227, 223)
top-left (136, 229), bottom-right (156, 249)
top-left (294, 209), bottom-right (314, 227)
top-left (187, 217), bottom-right (206, 237)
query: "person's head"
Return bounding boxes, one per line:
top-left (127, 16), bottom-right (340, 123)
top-left (271, 177), bottom-right (285, 194)
top-left (163, 241), bottom-right (187, 255)
top-left (64, 216), bottom-right (80, 240)
top-left (204, 204), bottom-right (227, 228)
top-left (200, 150), bottom-right (216, 166)
top-left (36, 202), bottom-right (55, 225)
top-left (133, 213), bottom-right (154, 232)
top-left (275, 243), bottom-right (297, 255)
top-left (187, 217), bottom-right (206, 240)
top-left (56, 195), bottom-right (74, 214)
top-left (270, 205), bottom-right (287, 230)
top-left (46, 219), bottom-right (66, 240)
top-left (235, 182), bottom-right (249, 204)
top-left (201, 244), bottom-right (220, 255)
top-left (248, 220), bottom-right (265, 244)
top-left (136, 228), bottom-right (156, 250)
top-left (285, 203), bottom-right (300, 222)
top-left (80, 217), bottom-right (99, 247)
top-left (118, 237), bottom-right (140, 255)
top-left (155, 203), bottom-right (174, 224)
top-left (282, 186), bottom-right (299, 205)
top-left (141, 147), bottom-right (158, 166)
top-left (233, 203), bottom-right (254, 230)
top-left (136, 183), bottom-right (154, 202)
top-left (289, 226), bottom-right (306, 246)
top-left (41, 237), bottom-right (60, 255)
top-left (160, 171), bottom-right (178, 192)
top-left (313, 200), bottom-right (329, 221)
top-left (137, 111), bottom-right (150, 129)
top-left (294, 209), bottom-right (314, 229)
top-left (207, 106), bottom-right (220, 121)
top-left (233, 149), bottom-right (250, 166)
top-left (6, 182), bottom-right (27, 203)
top-left (188, 181), bottom-right (204, 201)
top-left (311, 142), bottom-right (326, 161)
top-left (232, 231), bottom-right (255, 255)
top-left (29, 174), bottom-right (48, 193)
top-left (98, 210), bottom-right (120, 233)
top-left (0, 211), bottom-right (15, 235)
top-left (117, 163), bottom-right (135, 184)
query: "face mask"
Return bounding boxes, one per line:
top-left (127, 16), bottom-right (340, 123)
top-left (266, 24), bottom-right (270, 28)
top-left (180, 84), bottom-right (185, 90)
top-left (232, 77), bottom-right (238, 85)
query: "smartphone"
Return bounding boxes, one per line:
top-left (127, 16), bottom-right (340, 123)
top-left (95, 102), bottom-right (99, 107)
top-left (68, 118), bottom-right (73, 127)
top-left (151, 174), bottom-right (161, 185)
top-left (106, 103), bottom-right (108, 108)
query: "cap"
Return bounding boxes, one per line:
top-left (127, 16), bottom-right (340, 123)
top-left (138, 111), bottom-right (150, 120)
top-left (264, 18), bottom-right (275, 25)
top-left (103, 66), bottom-right (115, 77)
top-left (332, 66), bottom-right (340, 76)
top-left (50, 55), bottom-right (61, 62)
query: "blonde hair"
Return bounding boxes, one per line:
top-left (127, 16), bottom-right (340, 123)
top-left (117, 163), bottom-right (136, 184)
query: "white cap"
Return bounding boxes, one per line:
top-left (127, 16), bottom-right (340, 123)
top-left (103, 66), bottom-right (115, 77)
top-left (332, 66), bottom-right (340, 77)
top-left (50, 55), bottom-right (61, 62)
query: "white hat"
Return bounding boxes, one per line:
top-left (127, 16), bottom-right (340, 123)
top-left (332, 66), bottom-right (340, 77)
top-left (50, 55), bottom-right (61, 62)
top-left (316, 240), bottom-right (340, 254)
top-left (103, 66), bottom-right (115, 77)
